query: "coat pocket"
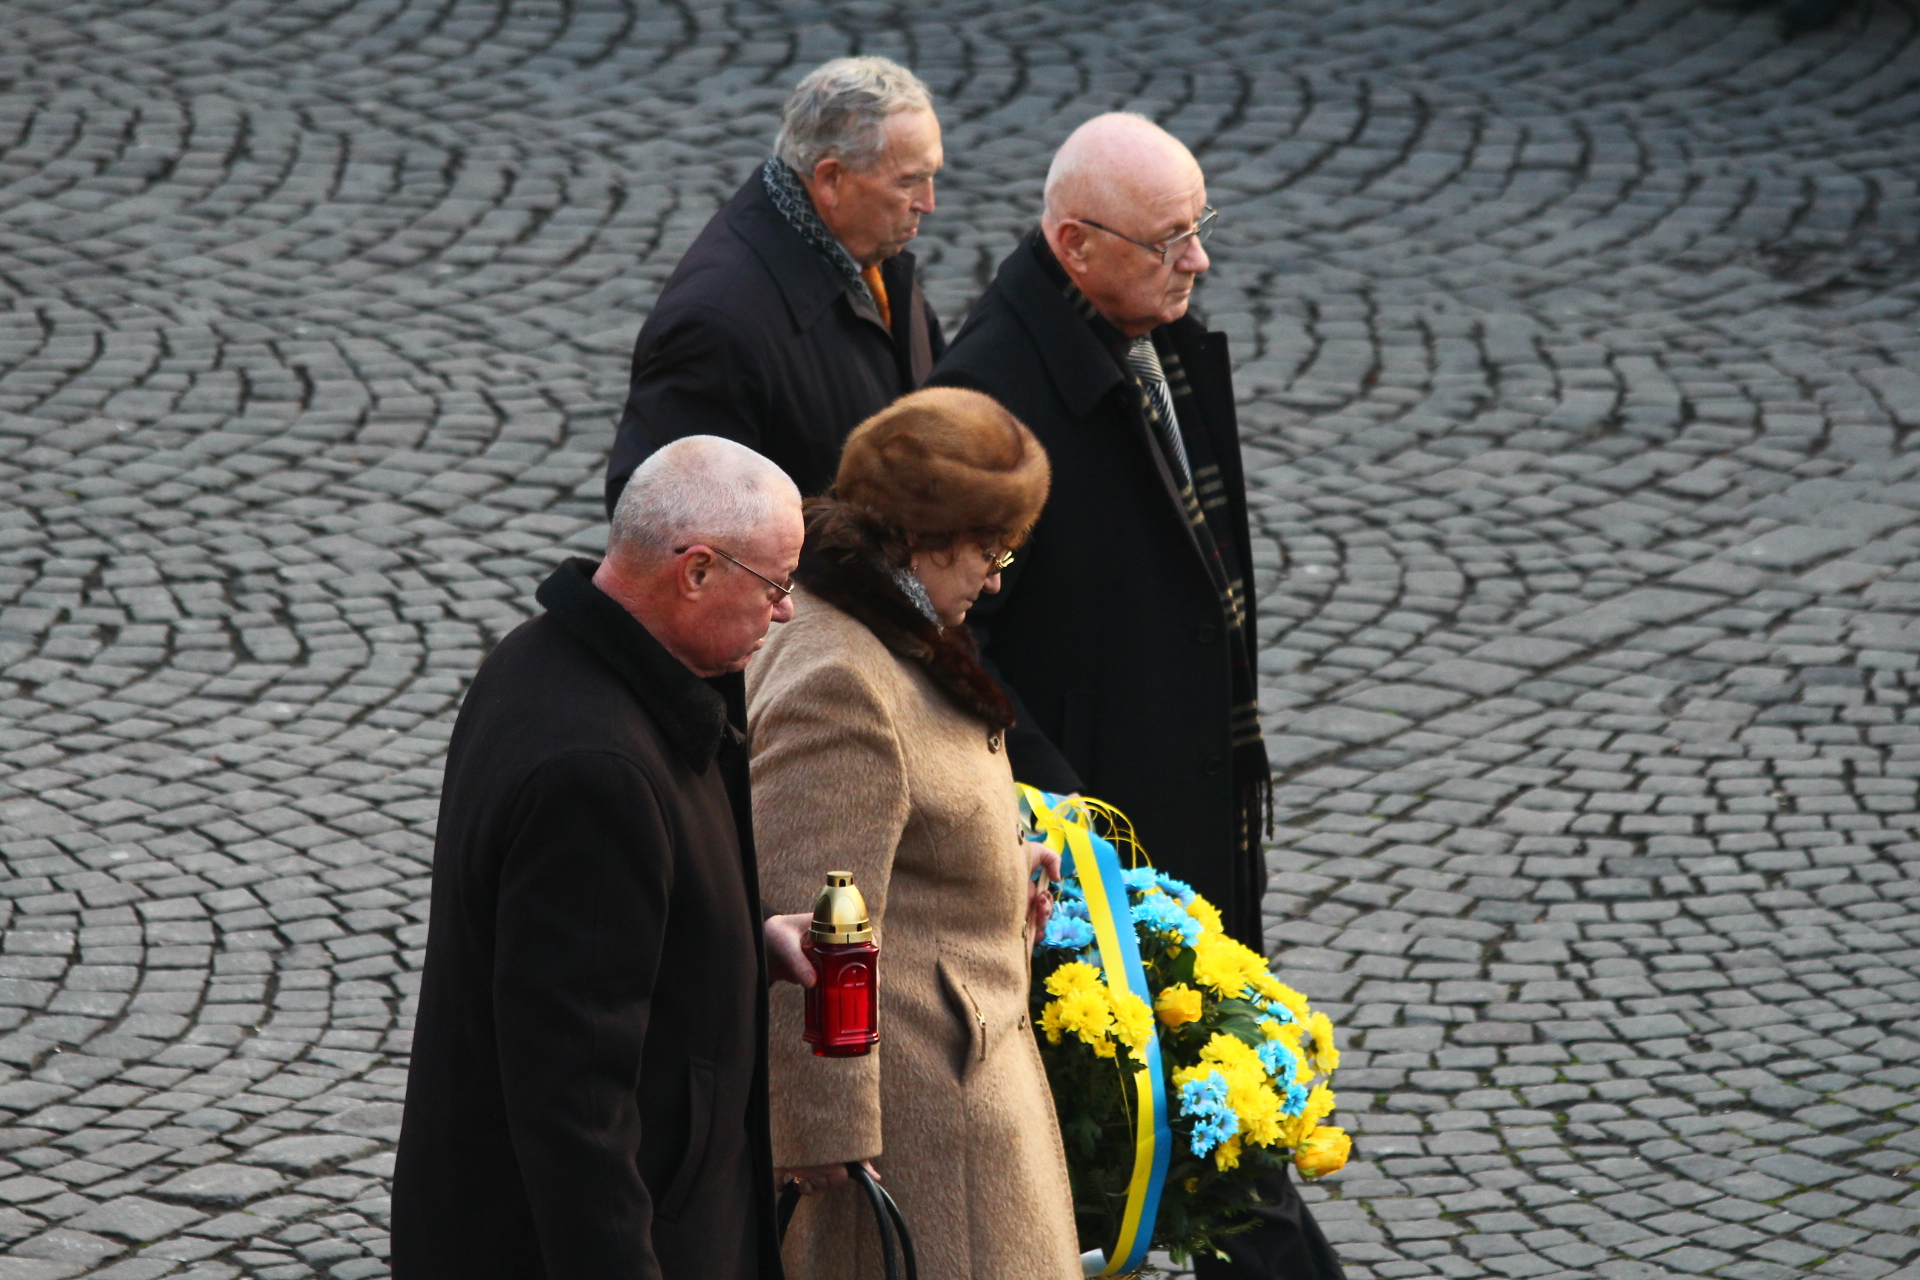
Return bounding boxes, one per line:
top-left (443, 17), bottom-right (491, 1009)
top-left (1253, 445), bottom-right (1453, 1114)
top-left (654, 1058), bottom-right (714, 1222)
top-left (936, 957), bottom-right (988, 1082)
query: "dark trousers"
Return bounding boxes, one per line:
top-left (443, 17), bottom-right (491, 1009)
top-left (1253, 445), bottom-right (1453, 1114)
top-left (1190, 1167), bottom-right (1346, 1280)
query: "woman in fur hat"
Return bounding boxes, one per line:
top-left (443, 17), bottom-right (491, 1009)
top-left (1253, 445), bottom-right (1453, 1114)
top-left (749, 387), bottom-right (1081, 1279)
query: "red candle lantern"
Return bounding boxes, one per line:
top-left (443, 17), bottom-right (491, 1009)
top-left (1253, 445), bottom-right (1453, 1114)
top-left (802, 870), bottom-right (879, 1058)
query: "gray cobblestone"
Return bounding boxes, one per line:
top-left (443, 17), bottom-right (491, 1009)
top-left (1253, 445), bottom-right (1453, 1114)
top-left (1, 0), bottom-right (1918, 1277)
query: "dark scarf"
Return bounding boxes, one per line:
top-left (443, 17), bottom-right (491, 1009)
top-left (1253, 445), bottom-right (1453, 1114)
top-left (794, 505), bottom-right (1016, 734)
top-left (1032, 234), bottom-right (1273, 887)
top-left (760, 157), bottom-right (886, 316)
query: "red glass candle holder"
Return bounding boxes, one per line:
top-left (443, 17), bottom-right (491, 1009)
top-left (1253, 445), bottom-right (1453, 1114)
top-left (803, 870), bottom-right (879, 1058)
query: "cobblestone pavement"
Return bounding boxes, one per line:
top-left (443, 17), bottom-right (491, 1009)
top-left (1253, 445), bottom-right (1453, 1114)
top-left (0, 1), bottom-right (1917, 1277)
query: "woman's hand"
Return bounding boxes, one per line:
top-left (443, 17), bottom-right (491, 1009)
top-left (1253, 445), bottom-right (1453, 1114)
top-left (764, 912), bottom-right (816, 986)
top-left (1026, 838), bottom-right (1061, 942)
top-left (781, 1159), bottom-right (880, 1195)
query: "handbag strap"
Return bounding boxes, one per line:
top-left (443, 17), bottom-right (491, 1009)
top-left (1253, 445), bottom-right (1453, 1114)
top-left (776, 1163), bottom-right (918, 1280)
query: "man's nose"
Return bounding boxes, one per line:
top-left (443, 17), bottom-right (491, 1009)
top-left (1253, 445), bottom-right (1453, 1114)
top-left (771, 595), bottom-right (796, 623)
top-left (913, 179), bottom-right (935, 214)
top-left (982, 572), bottom-right (1002, 595)
top-left (1177, 236), bottom-right (1209, 275)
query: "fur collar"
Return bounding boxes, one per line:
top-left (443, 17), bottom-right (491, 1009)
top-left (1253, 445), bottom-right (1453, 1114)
top-left (793, 544), bottom-right (1015, 733)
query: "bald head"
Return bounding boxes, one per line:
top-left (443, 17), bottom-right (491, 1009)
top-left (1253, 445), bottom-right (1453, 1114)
top-left (1040, 114), bottom-right (1211, 338)
top-left (1043, 113), bottom-right (1202, 227)
top-left (598, 436), bottom-right (804, 677)
top-left (609, 435), bottom-right (800, 568)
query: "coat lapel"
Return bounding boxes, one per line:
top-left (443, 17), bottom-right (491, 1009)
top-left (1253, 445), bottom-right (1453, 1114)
top-left (993, 242), bottom-right (1218, 575)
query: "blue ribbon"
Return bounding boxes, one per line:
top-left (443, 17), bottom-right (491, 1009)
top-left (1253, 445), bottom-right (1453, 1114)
top-left (1030, 789), bottom-right (1170, 1276)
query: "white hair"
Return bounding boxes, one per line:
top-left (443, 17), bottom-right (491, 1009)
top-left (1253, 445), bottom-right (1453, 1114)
top-left (774, 56), bottom-right (933, 175)
top-left (609, 436), bottom-right (798, 566)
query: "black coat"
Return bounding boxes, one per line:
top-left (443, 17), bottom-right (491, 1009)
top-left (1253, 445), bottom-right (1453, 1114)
top-left (391, 560), bottom-right (781, 1280)
top-left (930, 237), bottom-right (1265, 937)
top-left (606, 173), bottom-right (944, 509)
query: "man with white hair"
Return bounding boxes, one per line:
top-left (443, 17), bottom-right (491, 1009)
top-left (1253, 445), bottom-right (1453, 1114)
top-left (606, 55), bottom-right (946, 508)
top-left (393, 436), bottom-right (802, 1280)
top-left (933, 116), bottom-right (1273, 951)
top-left (932, 107), bottom-right (1345, 1280)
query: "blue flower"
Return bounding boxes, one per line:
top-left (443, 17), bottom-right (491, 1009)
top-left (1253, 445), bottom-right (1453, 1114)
top-left (1041, 914), bottom-right (1097, 951)
top-left (1131, 891), bottom-right (1202, 946)
top-left (1281, 1080), bottom-right (1309, 1117)
top-left (1178, 1072), bottom-right (1239, 1158)
top-left (1122, 866), bottom-right (1160, 894)
top-left (1155, 872), bottom-right (1197, 904)
top-left (1058, 878), bottom-right (1085, 901)
top-left (1261, 1000), bottom-right (1295, 1025)
top-left (1257, 1039), bottom-right (1298, 1081)
top-left (1055, 894), bottom-right (1091, 922)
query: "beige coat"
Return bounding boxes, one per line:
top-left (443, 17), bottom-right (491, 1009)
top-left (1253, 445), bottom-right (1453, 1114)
top-left (747, 589), bottom-right (1081, 1280)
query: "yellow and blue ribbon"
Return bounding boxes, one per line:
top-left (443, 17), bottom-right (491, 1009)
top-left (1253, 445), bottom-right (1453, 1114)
top-left (1022, 786), bottom-right (1169, 1276)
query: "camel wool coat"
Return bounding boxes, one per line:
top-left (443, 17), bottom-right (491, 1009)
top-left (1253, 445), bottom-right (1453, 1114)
top-left (747, 589), bottom-right (1081, 1280)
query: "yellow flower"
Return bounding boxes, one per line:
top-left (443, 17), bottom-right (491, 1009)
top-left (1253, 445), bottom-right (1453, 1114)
top-left (1262, 1016), bottom-right (1306, 1052)
top-left (1045, 961), bottom-right (1102, 998)
top-left (1186, 894), bottom-right (1224, 936)
top-left (1282, 1083), bottom-right (1338, 1148)
top-left (1294, 1126), bottom-right (1351, 1179)
top-left (1111, 991), bottom-right (1154, 1060)
top-left (1306, 1011), bottom-right (1340, 1074)
top-left (1156, 984), bottom-right (1203, 1028)
top-left (1176, 1034), bottom-right (1285, 1150)
top-left (1191, 933), bottom-right (1265, 998)
top-left (1213, 1134), bottom-right (1244, 1171)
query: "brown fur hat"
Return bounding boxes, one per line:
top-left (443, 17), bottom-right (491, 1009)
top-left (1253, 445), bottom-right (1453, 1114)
top-left (832, 387), bottom-right (1051, 547)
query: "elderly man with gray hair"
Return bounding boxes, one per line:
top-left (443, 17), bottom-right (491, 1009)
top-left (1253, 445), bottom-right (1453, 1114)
top-left (606, 55), bottom-right (946, 509)
top-left (393, 436), bottom-right (803, 1280)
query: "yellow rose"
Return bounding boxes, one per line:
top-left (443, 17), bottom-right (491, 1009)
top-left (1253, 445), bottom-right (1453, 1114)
top-left (1294, 1126), bottom-right (1351, 1178)
top-left (1156, 984), bottom-right (1203, 1028)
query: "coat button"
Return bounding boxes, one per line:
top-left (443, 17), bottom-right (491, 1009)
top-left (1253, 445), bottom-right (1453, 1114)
top-left (988, 731), bottom-right (1003, 753)
top-left (1196, 624), bottom-right (1217, 644)
top-left (1202, 755), bottom-right (1225, 776)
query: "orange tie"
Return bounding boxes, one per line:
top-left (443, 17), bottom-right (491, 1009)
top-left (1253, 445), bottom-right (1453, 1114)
top-left (861, 264), bottom-right (892, 332)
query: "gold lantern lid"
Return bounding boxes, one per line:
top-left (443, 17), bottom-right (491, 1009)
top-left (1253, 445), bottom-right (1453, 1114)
top-left (810, 870), bottom-right (873, 944)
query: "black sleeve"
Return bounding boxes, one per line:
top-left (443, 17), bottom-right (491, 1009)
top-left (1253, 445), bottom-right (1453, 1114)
top-left (606, 307), bottom-right (769, 517)
top-left (965, 553), bottom-right (1083, 795)
top-left (493, 752), bottom-right (673, 1280)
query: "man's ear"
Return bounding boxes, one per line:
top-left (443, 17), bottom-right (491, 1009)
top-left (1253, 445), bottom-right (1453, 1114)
top-left (1052, 220), bottom-right (1091, 273)
top-left (808, 157), bottom-right (845, 213)
top-left (677, 548), bottom-right (717, 600)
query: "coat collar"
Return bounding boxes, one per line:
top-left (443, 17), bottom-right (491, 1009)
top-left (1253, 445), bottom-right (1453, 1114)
top-left (996, 231), bottom-right (1211, 420)
top-left (535, 558), bottom-right (730, 772)
top-left (726, 175), bottom-right (911, 336)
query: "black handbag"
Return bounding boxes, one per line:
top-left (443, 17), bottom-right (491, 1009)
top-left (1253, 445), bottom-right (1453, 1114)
top-left (777, 1162), bottom-right (919, 1280)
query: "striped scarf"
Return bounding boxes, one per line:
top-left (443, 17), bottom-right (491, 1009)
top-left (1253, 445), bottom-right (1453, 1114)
top-left (1051, 246), bottom-right (1274, 936)
top-left (760, 158), bottom-right (886, 317)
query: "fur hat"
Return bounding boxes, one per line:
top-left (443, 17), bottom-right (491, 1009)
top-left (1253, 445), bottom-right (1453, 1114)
top-left (832, 388), bottom-right (1051, 546)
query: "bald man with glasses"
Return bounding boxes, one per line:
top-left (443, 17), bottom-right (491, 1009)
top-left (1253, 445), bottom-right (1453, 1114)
top-left (931, 111), bottom-right (1342, 1280)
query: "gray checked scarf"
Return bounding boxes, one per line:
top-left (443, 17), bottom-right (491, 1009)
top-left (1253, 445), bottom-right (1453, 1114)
top-left (761, 158), bottom-right (886, 316)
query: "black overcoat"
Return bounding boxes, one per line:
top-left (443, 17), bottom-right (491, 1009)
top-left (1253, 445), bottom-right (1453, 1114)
top-left (391, 559), bottom-right (781, 1280)
top-left (606, 173), bottom-right (945, 509)
top-left (930, 236), bottom-right (1265, 938)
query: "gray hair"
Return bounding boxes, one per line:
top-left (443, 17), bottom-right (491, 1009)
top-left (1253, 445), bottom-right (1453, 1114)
top-left (774, 56), bottom-right (933, 176)
top-left (609, 436), bottom-right (799, 566)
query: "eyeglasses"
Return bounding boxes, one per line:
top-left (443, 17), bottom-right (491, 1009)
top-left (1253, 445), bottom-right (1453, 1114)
top-left (1073, 207), bottom-right (1217, 265)
top-left (675, 544), bottom-right (794, 600)
top-left (986, 547), bottom-right (1016, 572)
